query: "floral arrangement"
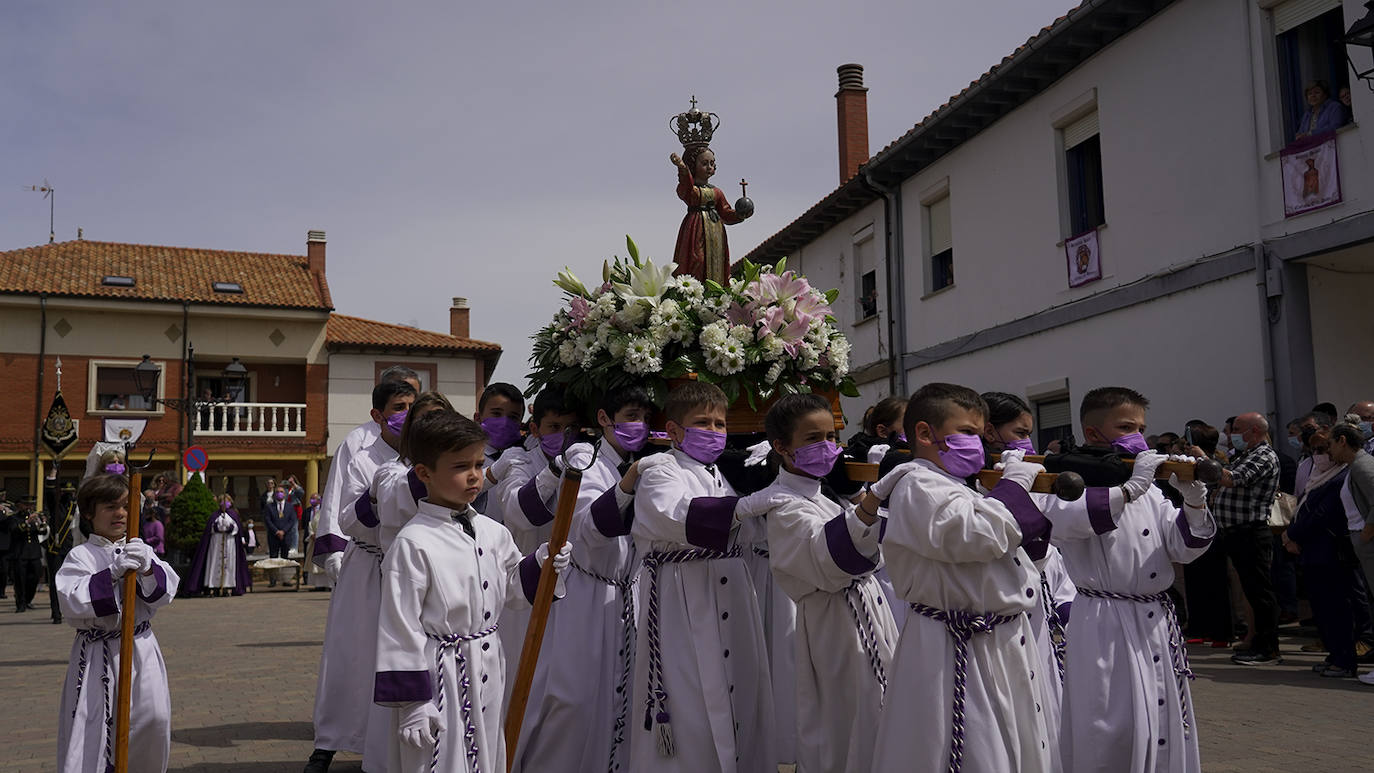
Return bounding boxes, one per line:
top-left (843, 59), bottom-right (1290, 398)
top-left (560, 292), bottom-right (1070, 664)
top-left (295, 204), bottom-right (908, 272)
top-left (527, 236), bottom-right (860, 409)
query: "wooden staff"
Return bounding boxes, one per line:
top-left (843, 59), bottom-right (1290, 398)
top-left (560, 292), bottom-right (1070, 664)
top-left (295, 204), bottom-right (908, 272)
top-left (845, 454), bottom-right (1222, 496)
top-left (504, 467), bottom-right (582, 771)
top-left (113, 465), bottom-right (143, 773)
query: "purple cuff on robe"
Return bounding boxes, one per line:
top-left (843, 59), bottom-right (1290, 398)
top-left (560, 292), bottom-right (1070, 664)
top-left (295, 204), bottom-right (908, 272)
top-left (1086, 487), bottom-right (1118, 535)
top-left (823, 513), bottom-right (877, 575)
top-left (90, 568), bottom-right (119, 618)
top-left (986, 480), bottom-right (1052, 561)
top-left (591, 487), bottom-right (632, 538)
top-left (517, 477), bottom-right (556, 527)
top-left (354, 494), bottom-right (379, 528)
top-left (878, 516), bottom-right (888, 543)
top-left (406, 468), bottom-right (428, 504)
top-left (374, 670), bottom-right (433, 703)
top-left (1176, 511), bottom-right (1213, 548)
top-left (519, 552), bottom-right (542, 604)
top-left (136, 563), bottom-right (168, 604)
top-left (684, 495), bottom-right (739, 553)
top-left (311, 533), bottom-right (350, 566)
top-left (1057, 601), bottom-right (1072, 624)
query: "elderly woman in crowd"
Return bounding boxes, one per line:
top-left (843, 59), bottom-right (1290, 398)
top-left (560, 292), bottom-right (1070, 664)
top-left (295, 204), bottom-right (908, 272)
top-left (1295, 80), bottom-right (1346, 140)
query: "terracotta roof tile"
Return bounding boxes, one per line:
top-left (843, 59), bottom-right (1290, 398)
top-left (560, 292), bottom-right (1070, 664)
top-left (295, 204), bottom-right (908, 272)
top-left (0, 240), bottom-right (332, 310)
top-left (326, 314), bottom-right (502, 355)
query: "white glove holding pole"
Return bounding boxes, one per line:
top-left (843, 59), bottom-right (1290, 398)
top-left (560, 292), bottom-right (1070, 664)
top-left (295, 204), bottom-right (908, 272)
top-left (123, 538), bottom-right (155, 574)
top-left (399, 701), bottom-right (445, 748)
top-left (634, 453), bottom-right (675, 477)
top-left (536, 541), bottom-right (573, 597)
top-left (743, 440), bottom-right (772, 467)
top-left (735, 490), bottom-right (780, 519)
top-left (998, 453), bottom-right (1044, 493)
top-left (324, 552), bottom-right (344, 582)
top-left (110, 548), bottom-right (142, 579)
top-left (1123, 451), bottom-right (1166, 501)
top-left (871, 462), bottom-right (921, 501)
top-left (1170, 473), bottom-right (1208, 509)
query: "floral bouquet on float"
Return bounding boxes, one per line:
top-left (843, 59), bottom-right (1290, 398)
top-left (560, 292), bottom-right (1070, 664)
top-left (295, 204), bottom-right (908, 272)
top-left (527, 236), bottom-right (860, 413)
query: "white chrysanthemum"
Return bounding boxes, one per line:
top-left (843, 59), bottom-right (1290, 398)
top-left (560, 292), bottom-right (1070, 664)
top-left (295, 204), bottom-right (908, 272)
top-left (671, 276), bottom-right (705, 307)
top-left (624, 336), bottom-right (662, 374)
top-left (765, 362), bottom-right (784, 384)
top-left (558, 340), bottom-right (579, 367)
top-left (699, 321), bottom-right (730, 348)
top-left (618, 301), bottom-right (649, 328)
top-left (799, 342), bottom-right (820, 370)
top-left (729, 325), bottom-right (753, 343)
top-left (662, 315), bottom-right (694, 344)
top-left (759, 335), bottom-right (786, 361)
top-left (607, 337), bottom-right (627, 358)
top-left (697, 295), bottom-right (730, 322)
top-left (594, 294), bottom-right (618, 316)
top-left (595, 321), bottom-right (614, 346)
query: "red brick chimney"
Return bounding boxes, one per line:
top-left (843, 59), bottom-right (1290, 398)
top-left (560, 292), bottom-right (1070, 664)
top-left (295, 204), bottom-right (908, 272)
top-left (450, 297), bottom-right (470, 338)
top-left (307, 230), bottom-right (326, 275)
top-left (836, 64), bottom-right (870, 183)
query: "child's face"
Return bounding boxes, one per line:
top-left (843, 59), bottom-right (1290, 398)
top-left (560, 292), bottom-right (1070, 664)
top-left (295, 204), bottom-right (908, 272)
top-left (599, 403), bottom-right (651, 452)
top-left (1084, 404), bottom-right (1147, 447)
top-left (912, 406), bottom-right (985, 468)
top-left (415, 442), bottom-right (487, 510)
top-left (90, 500), bottom-right (129, 541)
top-left (530, 411), bottom-right (578, 439)
top-left (477, 395), bottom-right (523, 422)
top-left (774, 409), bottom-right (837, 466)
top-left (875, 409), bottom-right (905, 439)
top-left (985, 412), bottom-right (1034, 450)
top-left (667, 404), bottom-right (728, 445)
top-left (375, 393), bottom-right (417, 442)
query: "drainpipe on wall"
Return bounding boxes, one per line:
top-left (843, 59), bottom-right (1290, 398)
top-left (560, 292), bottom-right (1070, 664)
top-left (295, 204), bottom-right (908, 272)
top-left (860, 170), bottom-right (908, 398)
top-left (31, 294), bottom-right (48, 499)
top-left (179, 301), bottom-right (189, 478)
top-left (1254, 247), bottom-right (1280, 427)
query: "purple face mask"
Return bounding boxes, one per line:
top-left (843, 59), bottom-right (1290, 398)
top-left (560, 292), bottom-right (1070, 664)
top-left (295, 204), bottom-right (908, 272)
top-left (539, 430), bottom-right (567, 458)
top-left (792, 440), bottom-right (842, 478)
top-left (1111, 432), bottom-right (1150, 455)
top-left (679, 427), bottom-right (726, 465)
top-left (613, 421), bottom-right (649, 453)
top-left (939, 433), bottom-right (986, 478)
top-left (385, 409), bottom-right (409, 435)
top-left (275, 491), bottom-right (285, 501)
top-left (1005, 437), bottom-right (1036, 454)
top-left (480, 416), bottom-right (522, 450)
top-left (104, 463), bottom-right (126, 475)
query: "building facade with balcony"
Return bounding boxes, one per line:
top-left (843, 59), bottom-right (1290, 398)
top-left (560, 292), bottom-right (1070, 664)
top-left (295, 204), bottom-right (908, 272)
top-left (746, 0), bottom-right (1374, 446)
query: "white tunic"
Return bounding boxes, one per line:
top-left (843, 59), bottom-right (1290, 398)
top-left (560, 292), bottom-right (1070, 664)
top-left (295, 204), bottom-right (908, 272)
top-left (1041, 485), bottom-right (1216, 773)
top-left (741, 514), bottom-right (797, 768)
top-left (57, 537), bottom-right (179, 773)
top-left (871, 459), bottom-right (1051, 773)
top-left (511, 441), bottom-right (638, 773)
top-left (491, 440), bottom-right (557, 700)
top-left (1025, 538), bottom-right (1076, 773)
top-left (762, 469), bottom-right (897, 773)
top-left (629, 449), bottom-right (775, 773)
top-left (203, 512), bottom-right (239, 589)
top-left (374, 500), bottom-right (537, 773)
top-left (312, 420), bottom-right (382, 581)
top-left (313, 431), bottom-right (398, 757)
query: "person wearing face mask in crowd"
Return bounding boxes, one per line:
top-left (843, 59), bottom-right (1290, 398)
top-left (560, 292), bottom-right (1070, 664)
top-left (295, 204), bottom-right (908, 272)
top-left (627, 381), bottom-right (777, 772)
top-left (844, 396), bottom-right (908, 463)
top-left (508, 384), bottom-right (656, 773)
top-left (1033, 387), bottom-right (1215, 772)
top-left (471, 382), bottom-right (526, 519)
top-left (729, 393), bottom-right (896, 773)
top-left (305, 377), bottom-right (416, 773)
top-left (1349, 401), bottom-right (1374, 455)
top-left (264, 486), bottom-right (296, 570)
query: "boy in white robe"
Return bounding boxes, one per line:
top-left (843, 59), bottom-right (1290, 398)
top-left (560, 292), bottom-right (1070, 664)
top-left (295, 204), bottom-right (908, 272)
top-left (510, 384), bottom-right (653, 773)
top-left (308, 379), bottom-right (415, 772)
top-left (373, 409), bottom-right (571, 773)
top-left (868, 382), bottom-right (1052, 773)
top-left (628, 381), bottom-right (777, 773)
top-left (58, 474), bottom-right (179, 773)
top-left (748, 394), bottom-right (898, 773)
top-left (1037, 387), bottom-right (1215, 773)
top-left (471, 382), bottom-right (526, 518)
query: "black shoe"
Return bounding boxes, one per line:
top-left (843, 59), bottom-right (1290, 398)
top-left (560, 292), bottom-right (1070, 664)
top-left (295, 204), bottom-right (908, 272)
top-left (303, 748), bottom-right (334, 773)
top-left (1320, 665), bottom-right (1356, 678)
top-left (1233, 651), bottom-right (1283, 666)
top-left (51, 616), bottom-right (62, 624)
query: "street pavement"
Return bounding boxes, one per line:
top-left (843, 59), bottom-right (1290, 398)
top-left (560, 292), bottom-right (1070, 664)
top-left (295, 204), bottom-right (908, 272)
top-left (3, 580), bottom-right (1373, 772)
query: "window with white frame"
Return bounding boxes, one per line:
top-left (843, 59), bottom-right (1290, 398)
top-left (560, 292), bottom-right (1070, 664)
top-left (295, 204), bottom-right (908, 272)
top-left (88, 359), bottom-right (166, 414)
top-left (1061, 109), bottom-right (1105, 238)
top-left (1272, 0), bottom-right (1352, 144)
top-left (853, 231), bottom-right (878, 321)
top-left (926, 194), bottom-right (954, 292)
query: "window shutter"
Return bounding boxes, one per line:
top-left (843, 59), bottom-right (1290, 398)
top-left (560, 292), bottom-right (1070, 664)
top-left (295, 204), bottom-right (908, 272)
top-left (1062, 111), bottom-right (1099, 150)
top-left (928, 196), bottom-right (952, 255)
top-left (1272, 0), bottom-right (1341, 35)
top-left (1037, 399), bottom-right (1072, 429)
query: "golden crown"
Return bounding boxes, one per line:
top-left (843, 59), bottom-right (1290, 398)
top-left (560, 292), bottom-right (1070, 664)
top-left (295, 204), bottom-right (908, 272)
top-left (670, 96), bottom-right (720, 150)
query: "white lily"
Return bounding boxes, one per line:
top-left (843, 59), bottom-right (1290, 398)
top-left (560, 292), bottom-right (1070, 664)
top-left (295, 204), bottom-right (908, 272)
top-left (554, 267), bottom-right (591, 298)
top-left (612, 258), bottom-right (678, 308)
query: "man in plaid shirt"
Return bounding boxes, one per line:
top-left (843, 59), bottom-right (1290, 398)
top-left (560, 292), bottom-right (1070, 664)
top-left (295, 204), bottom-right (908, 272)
top-left (1214, 412), bottom-right (1282, 664)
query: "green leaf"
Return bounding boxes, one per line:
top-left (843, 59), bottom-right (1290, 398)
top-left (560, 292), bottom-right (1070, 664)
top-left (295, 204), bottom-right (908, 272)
top-left (839, 379), bottom-right (862, 398)
top-left (626, 235), bottom-right (640, 264)
top-left (719, 377), bottom-right (740, 405)
top-left (775, 256), bottom-right (787, 275)
top-left (824, 288), bottom-right (840, 305)
top-left (704, 279), bottom-right (726, 294)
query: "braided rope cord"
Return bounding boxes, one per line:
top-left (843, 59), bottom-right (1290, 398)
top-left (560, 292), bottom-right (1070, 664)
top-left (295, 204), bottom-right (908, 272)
top-left (843, 580), bottom-right (889, 702)
top-left (1039, 573), bottom-right (1067, 683)
top-left (571, 560), bottom-right (636, 773)
top-left (75, 621), bottom-right (151, 772)
top-left (427, 624), bottom-right (500, 773)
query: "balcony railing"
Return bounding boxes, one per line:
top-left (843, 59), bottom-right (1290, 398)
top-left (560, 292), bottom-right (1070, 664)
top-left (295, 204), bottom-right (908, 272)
top-left (192, 402), bottom-right (307, 437)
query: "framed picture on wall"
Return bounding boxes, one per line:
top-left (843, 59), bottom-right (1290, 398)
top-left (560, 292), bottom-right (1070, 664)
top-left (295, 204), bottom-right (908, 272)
top-left (1065, 229), bottom-right (1102, 288)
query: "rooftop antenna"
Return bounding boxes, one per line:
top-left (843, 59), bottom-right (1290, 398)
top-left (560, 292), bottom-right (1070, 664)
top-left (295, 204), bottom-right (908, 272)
top-left (26, 180), bottom-right (55, 243)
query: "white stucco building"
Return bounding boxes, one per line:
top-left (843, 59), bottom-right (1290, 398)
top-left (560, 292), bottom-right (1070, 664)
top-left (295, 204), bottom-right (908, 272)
top-left (746, 0), bottom-right (1374, 446)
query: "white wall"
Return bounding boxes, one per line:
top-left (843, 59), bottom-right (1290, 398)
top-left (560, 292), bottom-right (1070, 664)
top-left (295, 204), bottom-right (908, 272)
top-left (902, 273), bottom-right (1268, 440)
top-left (326, 352), bottom-right (480, 455)
top-left (1307, 254), bottom-right (1374, 410)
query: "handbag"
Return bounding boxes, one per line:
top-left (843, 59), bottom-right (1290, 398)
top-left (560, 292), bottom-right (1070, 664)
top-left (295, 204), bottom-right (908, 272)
top-left (1268, 491), bottom-right (1297, 531)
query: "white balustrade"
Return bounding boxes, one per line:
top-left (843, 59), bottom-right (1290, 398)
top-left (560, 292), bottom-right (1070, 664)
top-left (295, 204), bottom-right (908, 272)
top-left (192, 402), bottom-right (307, 437)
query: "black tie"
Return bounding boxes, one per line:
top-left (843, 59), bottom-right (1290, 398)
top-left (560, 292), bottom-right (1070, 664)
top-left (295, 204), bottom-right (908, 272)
top-left (451, 509), bottom-right (475, 539)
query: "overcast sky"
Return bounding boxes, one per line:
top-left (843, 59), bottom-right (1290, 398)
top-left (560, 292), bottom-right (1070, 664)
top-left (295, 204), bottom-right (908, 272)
top-left (2, 0), bottom-right (1075, 390)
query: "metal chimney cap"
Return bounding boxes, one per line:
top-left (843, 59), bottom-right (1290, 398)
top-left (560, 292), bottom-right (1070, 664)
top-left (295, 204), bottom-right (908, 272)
top-left (837, 63), bottom-right (865, 90)
top-left (452, 297), bottom-right (469, 308)
top-left (307, 230), bottom-right (326, 242)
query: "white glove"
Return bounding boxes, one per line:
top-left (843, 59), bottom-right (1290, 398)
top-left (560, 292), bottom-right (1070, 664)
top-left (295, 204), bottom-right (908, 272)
top-left (999, 458), bottom-right (1045, 493)
top-left (123, 539), bottom-right (155, 574)
top-left (634, 453), bottom-right (675, 477)
top-left (110, 548), bottom-right (141, 579)
top-left (324, 552), bottom-right (344, 582)
top-left (535, 541), bottom-right (573, 597)
top-left (743, 440), bottom-right (772, 467)
top-left (871, 462), bottom-right (921, 501)
top-left (1123, 451), bottom-right (1166, 501)
top-left (1170, 473), bottom-right (1208, 509)
top-left (866, 444), bottom-right (891, 464)
top-left (399, 701), bottom-right (445, 748)
top-left (734, 490), bottom-right (779, 519)
top-left (997, 449), bottom-right (1027, 467)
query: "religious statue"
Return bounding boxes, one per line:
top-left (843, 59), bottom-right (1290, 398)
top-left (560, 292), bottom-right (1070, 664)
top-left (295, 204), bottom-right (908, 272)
top-left (669, 97), bottom-right (754, 285)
